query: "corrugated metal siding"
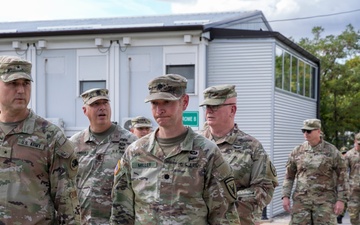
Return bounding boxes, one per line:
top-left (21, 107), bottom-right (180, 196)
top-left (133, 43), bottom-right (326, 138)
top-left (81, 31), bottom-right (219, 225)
top-left (207, 41), bottom-right (273, 149)
top-left (272, 90), bottom-right (317, 216)
top-left (207, 40), bottom-right (275, 215)
top-left (207, 41), bottom-right (318, 218)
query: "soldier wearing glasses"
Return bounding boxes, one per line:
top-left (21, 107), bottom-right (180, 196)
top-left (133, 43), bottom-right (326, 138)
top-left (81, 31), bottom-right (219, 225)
top-left (282, 119), bottom-right (348, 224)
top-left (198, 84), bottom-right (278, 225)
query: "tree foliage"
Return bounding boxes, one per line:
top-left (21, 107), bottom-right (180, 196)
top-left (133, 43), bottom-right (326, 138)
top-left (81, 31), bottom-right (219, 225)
top-left (296, 24), bottom-right (360, 148)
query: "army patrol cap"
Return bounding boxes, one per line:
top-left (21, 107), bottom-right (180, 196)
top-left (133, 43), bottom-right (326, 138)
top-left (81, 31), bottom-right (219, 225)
top-left (301, 119), bottom-right (321, 130)
top-left (145, 74), bottom-right (187, 102)
top-left (199, 84), bottom-right (237, 106)
top-left (355, 133), bottom-right (360, 142)
top-left (0, 56), bottom-right (33, 82)
top-left (340, 146), bottom-right (348, 154)
top-left (81, 88), bottom-right (110, 105)
top-left (131, 116), bottom-right (152, 128)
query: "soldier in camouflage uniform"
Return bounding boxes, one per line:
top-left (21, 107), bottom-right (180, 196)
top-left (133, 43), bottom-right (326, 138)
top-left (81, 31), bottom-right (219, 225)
top-left (198, 84), bottom-right (278, 225)
top-left (130, 116), bottom-right (152, 138)
top-left (337, 146), bottom-right (349, 224)
top-left (0, 55), bottom-right (80, 224)
top-left (110, 74), bottom-right (240, 225)
top-left (344, 133), bottom-right (360, 224)
top-left (70, 88), bottom-right (137, 224)
top-left (282, 119), bottom-right (348, 225)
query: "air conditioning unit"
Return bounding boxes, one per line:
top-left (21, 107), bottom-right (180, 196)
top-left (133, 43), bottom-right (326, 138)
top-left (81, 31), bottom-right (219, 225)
top-left (46, 118), bottom-right (65, 133)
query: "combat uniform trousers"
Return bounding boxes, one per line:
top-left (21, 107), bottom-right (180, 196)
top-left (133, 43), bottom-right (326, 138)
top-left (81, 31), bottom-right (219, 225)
top-left (291, 200), bottom-right (337, 225)
top-left (348, 190), bottom-right (360, 225)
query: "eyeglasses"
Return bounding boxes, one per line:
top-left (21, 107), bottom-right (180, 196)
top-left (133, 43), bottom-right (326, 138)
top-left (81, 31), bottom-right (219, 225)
top-left (301, 129), bottom-right (314, 134)
top-left (203, 103), bottom-right (235, 112)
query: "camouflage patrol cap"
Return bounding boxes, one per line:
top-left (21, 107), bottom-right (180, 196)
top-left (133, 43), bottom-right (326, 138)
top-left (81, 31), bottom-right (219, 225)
top-left (340, 146), bottom-right (348, 154)
top-left (0, 55), bottom-right (33, 82)
top-left (355, 133), bottom-right (360, 141)
top-left (131, 116), bottom-right (152, 128)
top-left (199, 84), bottom-right (237, 106)
top-left (145, 74), bottom-right (187, 102)
top-left (301, 119), bottom-right (321, 130)
top-left (81, 88), bottom-right (109, 105)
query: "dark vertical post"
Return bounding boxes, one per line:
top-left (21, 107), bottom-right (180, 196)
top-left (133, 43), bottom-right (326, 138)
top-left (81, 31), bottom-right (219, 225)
top-left (261, 206), bottom-right (268, 220)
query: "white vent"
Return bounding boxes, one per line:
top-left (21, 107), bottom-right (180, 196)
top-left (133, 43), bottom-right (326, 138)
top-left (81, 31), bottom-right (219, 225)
top-left (37, 24), bottom-right (101, 31)
top-left (174, 20), bottom-right (209, 25)
top-left (100, 23), bottom-right (164, 29)
top-left (0, 29), bottom-right (17, 33)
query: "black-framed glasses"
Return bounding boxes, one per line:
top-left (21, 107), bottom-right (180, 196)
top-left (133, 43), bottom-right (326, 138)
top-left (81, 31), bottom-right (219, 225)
top-left (301, 129), bottom-right (314, 134)
top-left (203, 103), bottom-right (235, 112)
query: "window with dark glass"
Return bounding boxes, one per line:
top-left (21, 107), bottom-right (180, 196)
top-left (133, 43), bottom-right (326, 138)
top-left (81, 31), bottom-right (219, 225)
top-left (80, 80), bottom-right (106, 94)
top-left (166, 65), bottom-right (195, 93)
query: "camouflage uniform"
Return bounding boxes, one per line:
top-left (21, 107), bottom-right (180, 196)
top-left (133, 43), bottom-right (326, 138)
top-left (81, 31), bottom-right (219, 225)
top-left (200, 123), bottom-right (278, 225)
top-left (282, 119), bottom-right (348, 225)
top-left (111, 74), bottom-right (240, 225)
top-left (70, 124), bottom-right (137, 224)
top-left (344, 136), bottom-right (360, 224)
top-left (130, 116), bottom-right (153, 138)
top-left (0, 110), bottom-right (80, 224)
top-left (70, 88), bottom-right (138, 224)
top-left (199, 84), bottom-right (278, 225)
top-left (111, 128), bottom-right (239, 225)
top-left (337, 146), bottom-right (349, 223)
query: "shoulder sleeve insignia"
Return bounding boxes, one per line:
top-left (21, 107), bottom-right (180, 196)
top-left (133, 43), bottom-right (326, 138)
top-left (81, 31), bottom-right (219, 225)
top-left (224, 176), bottom-right (237, 200)
top-left (114, 160), bottom-right (121, 176)
top-left (270, 161), bottom-right (277, 177)
top-left (70, 156), bottom-right (79, 171)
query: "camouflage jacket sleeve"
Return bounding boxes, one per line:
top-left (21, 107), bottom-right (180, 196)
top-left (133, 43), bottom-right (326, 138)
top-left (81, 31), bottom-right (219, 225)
top-left (333, 149), bottom-right (349, 202)
top-left (110, 151), bottom-right (135, 225)
top-left (282, 146), bottom-right (297, 198)
top-left (238, 143), bottom-right (277, 210)
top-left (204, 147), bottom-right (240, 225)
top-left (50, 132), bottom-right (80, 224)
top-left (253, 151), bottom-right (277, 208)
top-left (344, 149), bottom-right (360, 192)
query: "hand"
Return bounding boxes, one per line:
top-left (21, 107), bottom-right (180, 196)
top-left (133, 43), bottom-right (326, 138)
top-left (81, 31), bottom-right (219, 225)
top-left (334, 201), bottom-right (344, 215)
top-left (282, 197), bottom-right (291, 213)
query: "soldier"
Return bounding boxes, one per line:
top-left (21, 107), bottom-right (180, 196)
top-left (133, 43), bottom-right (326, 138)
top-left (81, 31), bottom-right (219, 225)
top-left (337, 146), bottom-right (349, 224)
top-left (282, 119), bottom-right (348, 224)
top-left (70, 88), bottom-right (137, 224)
top-left (344, 133), bottom-right (360, 224)
top-left (110, 74), bottom-right (240, 224)
top-left (198, 84), bottom-right (278, 225)
top-left (130, 116), bottom-right (152, 138)
top-left (0, 55), bottom-right (80, 224)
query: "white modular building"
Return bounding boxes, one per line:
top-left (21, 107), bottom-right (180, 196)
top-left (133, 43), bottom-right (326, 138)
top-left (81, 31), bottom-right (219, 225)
top-left (0, 10), bottom-right (320, 217)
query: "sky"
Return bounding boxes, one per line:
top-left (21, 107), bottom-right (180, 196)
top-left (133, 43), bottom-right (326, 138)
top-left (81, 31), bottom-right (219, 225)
top-left (0, 0), bottom-right (359, 41)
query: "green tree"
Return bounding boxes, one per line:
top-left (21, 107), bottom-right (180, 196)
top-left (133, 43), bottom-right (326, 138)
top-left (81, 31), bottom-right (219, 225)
top-left (297, 24), bottom-right (360, 148)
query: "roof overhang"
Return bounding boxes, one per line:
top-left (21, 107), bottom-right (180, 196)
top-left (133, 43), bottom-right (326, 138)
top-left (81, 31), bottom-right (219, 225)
top-left (0, 25), bottom-right (204, 39)
top-left (207, 28), bottom-right (320, 64)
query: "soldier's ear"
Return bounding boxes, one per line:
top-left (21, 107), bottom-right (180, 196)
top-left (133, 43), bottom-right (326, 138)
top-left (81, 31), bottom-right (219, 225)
top-left (231, 105), bottom-right (237, 114)
top-left (181, 94), bottom-right (189, 110)
top-left (82, 106), bottom-right (87, 114)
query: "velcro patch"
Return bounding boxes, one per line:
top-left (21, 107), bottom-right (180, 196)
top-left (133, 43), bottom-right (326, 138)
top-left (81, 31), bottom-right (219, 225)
top-left (224, 176), bottom-right (237, 200)
top-left (70, 156), bottom-right (79, 171)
